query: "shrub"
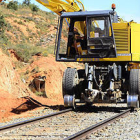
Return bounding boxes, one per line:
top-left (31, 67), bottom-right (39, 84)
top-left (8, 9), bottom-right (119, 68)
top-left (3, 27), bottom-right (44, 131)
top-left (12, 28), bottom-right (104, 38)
top-left (0, 15), bottom-right (7, 31)
top-left (7, 1), bottom-right (18, 11)
top-left (6, 43), bottom-right (49, 63)
top-left (0, 33), bottom-right (8, 43)
top-left (17, 20), bottom-right (24, 25)
top-left (29, 4), bottom-right (39, 12)
top-left (14, 61), bottom-right (24, 69)
top-left (35, 91), bottom-right (46, 97)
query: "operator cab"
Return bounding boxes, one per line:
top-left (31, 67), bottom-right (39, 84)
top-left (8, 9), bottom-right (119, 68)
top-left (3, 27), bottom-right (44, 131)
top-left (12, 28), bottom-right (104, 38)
top-left (56, 10), bottom-right (118, 61)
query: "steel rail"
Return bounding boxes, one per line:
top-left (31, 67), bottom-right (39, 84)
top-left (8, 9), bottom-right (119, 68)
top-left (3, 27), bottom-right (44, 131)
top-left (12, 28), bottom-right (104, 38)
top-left (64, 108), bottom-right (131, 140)
top-left (0, 108), bottom-right (72, 133)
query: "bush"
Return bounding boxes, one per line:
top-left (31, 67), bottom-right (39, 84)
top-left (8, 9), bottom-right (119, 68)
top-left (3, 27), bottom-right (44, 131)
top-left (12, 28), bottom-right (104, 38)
top-left (0, 33), bottom-right (8, 43)
top-left (29, 4), bottom-right (39, 12)
top-left (0, 15), bottom-right (7, 31)
top-left (35, 91), bottom-right (46, 97)
top-left (6, 43), bottom-right (49, 63)
top-left (7, 1), bottom-right (18, 10)
top-left (0, 15), bottom-right (8, 46)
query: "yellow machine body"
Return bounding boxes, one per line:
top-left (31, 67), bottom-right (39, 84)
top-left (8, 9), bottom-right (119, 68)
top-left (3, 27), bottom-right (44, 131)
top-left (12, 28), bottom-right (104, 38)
top-left (77, 22), bottom-right (140, 62)
top-left (1, 0), bottom-right (140, 107)
top-left (131, 23), bottom-right (140, 61)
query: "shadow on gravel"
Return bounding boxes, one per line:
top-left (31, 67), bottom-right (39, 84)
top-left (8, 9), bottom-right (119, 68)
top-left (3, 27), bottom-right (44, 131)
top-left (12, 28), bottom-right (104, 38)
top-left (11, 96), bottom-right (65, 114)
top-left (75, 105), bottom-right (129, 113)
top-left (11, 96), bottom-right (128, 114)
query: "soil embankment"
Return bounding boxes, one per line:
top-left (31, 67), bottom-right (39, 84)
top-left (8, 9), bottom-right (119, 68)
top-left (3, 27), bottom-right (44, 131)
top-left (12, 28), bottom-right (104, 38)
top-left (0, 49), bottom-right (83, 122)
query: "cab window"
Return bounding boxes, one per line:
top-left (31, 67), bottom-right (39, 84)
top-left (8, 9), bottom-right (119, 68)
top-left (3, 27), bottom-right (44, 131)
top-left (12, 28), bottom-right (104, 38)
top-left (87, 17), bottom-right (111, 38)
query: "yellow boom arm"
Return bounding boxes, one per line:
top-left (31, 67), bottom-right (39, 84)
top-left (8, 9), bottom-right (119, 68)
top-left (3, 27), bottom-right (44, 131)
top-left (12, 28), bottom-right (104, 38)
top-left (35, 0), bottom-right (85, 15)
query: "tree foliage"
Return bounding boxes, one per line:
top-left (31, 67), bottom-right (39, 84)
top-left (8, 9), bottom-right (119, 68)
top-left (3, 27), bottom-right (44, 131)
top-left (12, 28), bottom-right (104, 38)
top-left (0, 15), bottom-right (7, 32)
top-left (29, 4), bottom-right (39, 12)
top-left (7, 1), bottom-right (18, 10)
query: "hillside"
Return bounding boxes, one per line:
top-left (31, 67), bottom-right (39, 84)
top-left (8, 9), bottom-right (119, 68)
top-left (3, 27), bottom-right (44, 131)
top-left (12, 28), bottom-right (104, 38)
top-left (0, 3), bottom-right (83, 121)
top-left (0, 3), bottom-right (57, 60)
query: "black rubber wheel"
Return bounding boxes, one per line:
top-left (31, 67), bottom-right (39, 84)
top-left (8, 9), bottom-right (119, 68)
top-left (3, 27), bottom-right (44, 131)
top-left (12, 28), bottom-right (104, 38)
top-left (129, 69), bottom-right (138, 95)
top-left (129, 69), bottom-right (140, 107)
top-left (62, 68), bottom-right (79, 97)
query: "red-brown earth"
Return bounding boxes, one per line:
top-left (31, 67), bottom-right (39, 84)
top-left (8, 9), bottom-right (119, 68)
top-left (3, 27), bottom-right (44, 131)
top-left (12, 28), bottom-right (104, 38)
top-left (0, 49), bottom-right (83, 122)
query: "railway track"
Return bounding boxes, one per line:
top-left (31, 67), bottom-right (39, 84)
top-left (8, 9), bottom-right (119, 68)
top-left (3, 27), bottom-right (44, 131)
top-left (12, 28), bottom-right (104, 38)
top-left (65, 108), bottom-right (131, 140)
top-left (0, 108), bottom-right (72, 133)
top-left (0, 105), bottom-right (132, 139)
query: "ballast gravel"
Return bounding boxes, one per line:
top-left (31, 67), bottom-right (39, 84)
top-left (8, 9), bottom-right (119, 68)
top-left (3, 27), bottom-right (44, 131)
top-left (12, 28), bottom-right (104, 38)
top-left (0, 104), bottom-right (140, 140)
top-left (87, 108), bottom-right (140, 140)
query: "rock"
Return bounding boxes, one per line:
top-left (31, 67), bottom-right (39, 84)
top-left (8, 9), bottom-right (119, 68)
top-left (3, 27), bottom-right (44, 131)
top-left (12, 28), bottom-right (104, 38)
top-left (54, 26), bottom-right (58, 29)
top-left (34, 18), bottom-right (41, 22)
top-left (51, 34), bottom-right (55, 38)
top-left (47, 38), bottom-right (52, 41)
top-left (34, 52), bottom-right (42, 56)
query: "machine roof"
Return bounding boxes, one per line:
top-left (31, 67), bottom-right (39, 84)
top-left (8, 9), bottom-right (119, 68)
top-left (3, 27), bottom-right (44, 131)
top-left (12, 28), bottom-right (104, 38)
top-left (61, 10), bottom-right (113, 18)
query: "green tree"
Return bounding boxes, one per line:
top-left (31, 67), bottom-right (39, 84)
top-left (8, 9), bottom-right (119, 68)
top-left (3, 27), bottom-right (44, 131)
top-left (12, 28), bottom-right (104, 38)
top-left (7, 1), bottom-right (18, 10)
top-left (29, 4), bottom-right (39, 12)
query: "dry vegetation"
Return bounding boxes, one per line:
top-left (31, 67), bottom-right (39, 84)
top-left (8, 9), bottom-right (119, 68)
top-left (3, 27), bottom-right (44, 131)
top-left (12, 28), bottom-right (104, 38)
top-left (0, 1), bottom-right (83, 99)
top-left (0, 2), bottom-right (57, 63)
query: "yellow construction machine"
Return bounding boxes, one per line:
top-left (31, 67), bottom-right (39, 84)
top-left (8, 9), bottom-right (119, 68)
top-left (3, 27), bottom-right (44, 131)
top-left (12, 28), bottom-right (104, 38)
top-left (1, 0), bottom-right (140, 108)
top-left (53, 2), bottom-right (140, 108)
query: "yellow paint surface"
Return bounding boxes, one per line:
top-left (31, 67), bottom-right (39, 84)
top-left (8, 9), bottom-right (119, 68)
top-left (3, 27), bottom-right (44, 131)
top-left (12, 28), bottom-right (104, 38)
top-left (131, 23), bottom-right (140, 61)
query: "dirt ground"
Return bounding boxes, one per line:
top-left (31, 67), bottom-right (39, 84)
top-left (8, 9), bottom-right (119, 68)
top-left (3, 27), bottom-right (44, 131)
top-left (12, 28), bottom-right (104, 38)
top-left (0, 50), bottom-right (83, 122)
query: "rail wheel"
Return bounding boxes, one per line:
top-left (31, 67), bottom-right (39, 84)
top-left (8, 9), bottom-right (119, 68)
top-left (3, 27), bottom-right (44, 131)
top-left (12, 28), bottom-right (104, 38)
top-left (127, 69), bottom-right (140, 108)
top-left (62, 68), bottom-right (79, 108)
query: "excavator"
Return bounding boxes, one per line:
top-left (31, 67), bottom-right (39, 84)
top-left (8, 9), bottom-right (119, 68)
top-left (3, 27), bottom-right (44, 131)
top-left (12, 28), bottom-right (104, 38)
top-left (1, 0), bottom-right (140, 108)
